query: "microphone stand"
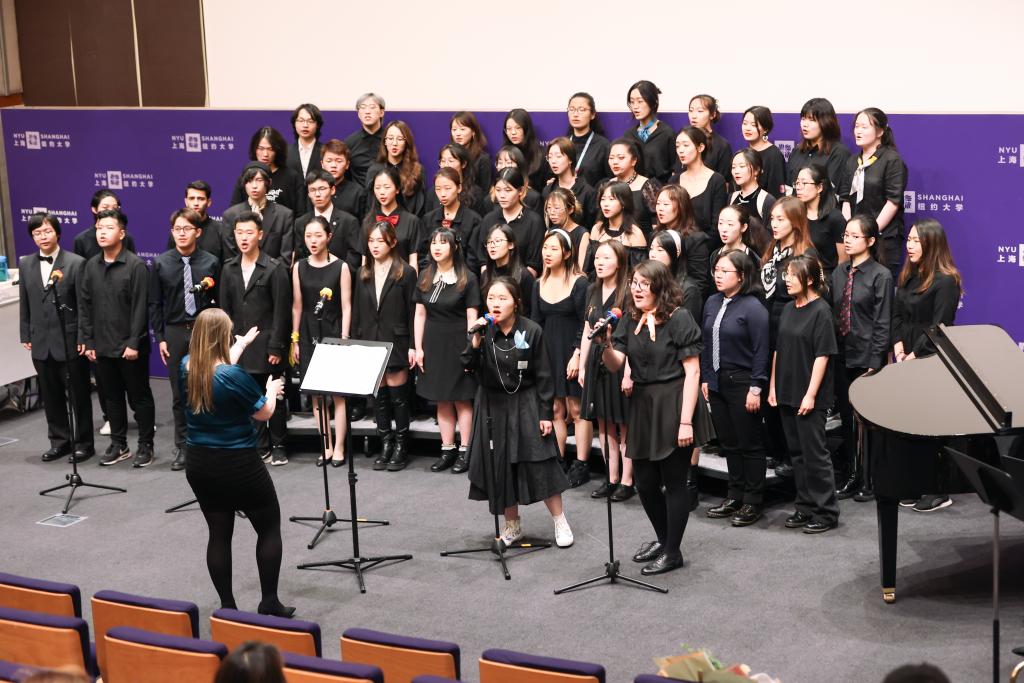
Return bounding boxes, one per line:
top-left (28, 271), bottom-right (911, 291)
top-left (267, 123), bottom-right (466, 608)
top-left (441, 326), bottom-right (550, 580)
top-left (38, 277), bottom-right (127, 513)
top-left (555, 327), bottom-right (665, 594)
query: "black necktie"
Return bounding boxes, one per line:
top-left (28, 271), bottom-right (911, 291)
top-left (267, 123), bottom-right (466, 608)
top-left (39, 255), bottom-right (53, 263)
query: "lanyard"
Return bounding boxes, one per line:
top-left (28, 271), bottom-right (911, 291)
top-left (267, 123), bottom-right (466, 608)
top-left (574, 132), bottom-right (594, 173)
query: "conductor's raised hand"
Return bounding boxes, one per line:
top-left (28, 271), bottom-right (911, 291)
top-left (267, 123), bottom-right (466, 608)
top-left (539, 420), bottom-right (553, 436)
top-left (265, 375), bottom-right (284, 398)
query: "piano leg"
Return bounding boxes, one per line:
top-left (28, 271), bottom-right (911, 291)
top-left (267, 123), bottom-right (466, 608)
top-left (877, 496), bottom-right (898, 603)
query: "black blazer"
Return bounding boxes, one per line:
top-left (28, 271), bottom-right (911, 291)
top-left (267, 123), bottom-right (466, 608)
top-left (286, 141), bottom-right (323, 179)
top-left (221, 201), bottom-right (293, 260)
top-left (19, 249), bottom-right (86, 361)
top-left (351, 262), bottom-right (417, 369)
top-left (218, 252), bottom-right (292, 374)
top-left (286, 208), bottom-right (362, 274)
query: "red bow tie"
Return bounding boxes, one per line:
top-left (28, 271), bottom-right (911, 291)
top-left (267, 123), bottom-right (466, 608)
top-left (376, 214), bottom-right (399, 227)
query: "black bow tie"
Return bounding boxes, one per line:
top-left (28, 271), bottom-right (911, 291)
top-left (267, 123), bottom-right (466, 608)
top-left (39, 255), bottom-right (53, 263)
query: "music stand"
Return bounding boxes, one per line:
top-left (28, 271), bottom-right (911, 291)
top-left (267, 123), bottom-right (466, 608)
top-left (945, 446), bottom-right (1024, 683)
top-left (293, 338), bottom-right (412, 593)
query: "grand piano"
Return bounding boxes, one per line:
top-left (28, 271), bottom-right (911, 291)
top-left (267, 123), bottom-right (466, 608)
top-left (850, 324), bottom-right (1024, 603)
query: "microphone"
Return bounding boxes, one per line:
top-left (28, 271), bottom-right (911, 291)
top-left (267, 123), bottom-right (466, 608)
top-left (190, 276), bottom-right (215, 294)
top-left (313, 287), bottom-right (333, 316)
top-left (468, 313), bottom-right (495, 335)
top-left (43, 269), bottom-right (64, 292)
top-left (587, 307), bottom-right (622, 339)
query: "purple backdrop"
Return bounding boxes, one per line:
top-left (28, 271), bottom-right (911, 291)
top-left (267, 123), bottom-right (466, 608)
top-left (4, 107), bottom-right (1023, 378)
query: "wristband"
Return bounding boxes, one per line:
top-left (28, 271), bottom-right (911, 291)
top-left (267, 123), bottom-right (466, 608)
top-left (290, 331), bottom-right (300, 343)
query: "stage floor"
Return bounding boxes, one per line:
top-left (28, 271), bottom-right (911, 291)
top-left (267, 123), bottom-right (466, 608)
top-left (1, 379), bottom-right (1022, 681)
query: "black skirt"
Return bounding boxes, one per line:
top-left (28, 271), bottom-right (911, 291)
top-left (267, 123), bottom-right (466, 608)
top-left (467, 386), bottom-right (570, 515)
top-left (417, 320), bottom-right (477, 401)
top-left (626, 378), bottom-right (688, 462)
top-left (186, 445), bottom-right (279, 513)
top-left (579, 342), bottom-right (628, 424)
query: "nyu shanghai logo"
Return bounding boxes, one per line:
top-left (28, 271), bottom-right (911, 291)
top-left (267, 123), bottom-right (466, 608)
top-left (92, 170), bottom-right (155, 190)
top-left (995, 244), bottom-right (1024, 267)
top-left (995, 145), bottom-right (1024, 167)
top-left (902, 190), bottom-right (965, 215)
top-left (12, 131), bottom-right (72, 150)
top-left (775, 140), bottom-right (795, 162)
top-left (170, 133), bottom-right (235, 152)
top-left (20, 207), bottom-right (79, 225)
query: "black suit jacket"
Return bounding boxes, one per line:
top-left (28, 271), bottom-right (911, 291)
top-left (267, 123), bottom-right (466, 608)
top-left (287, 209), bottom-right (362, 274)
top-left (219, 252), bottom-right (292, 374)
top-left (221, 201), bottom-right (293, 260)
top-left (351, 262), bottom-right (416, 366)
top-left (19, 249), bottom-right (86, 361)
top-left (286, 141), bottom-right (322, 179)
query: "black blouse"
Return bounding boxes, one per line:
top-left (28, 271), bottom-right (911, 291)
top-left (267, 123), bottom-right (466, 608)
top-left (842, 146), bottom-right (908, 240)
top-left (478, 207), bottom-right (547, 274)
top-left (361, 209), bottom-right (423, 266)
top-left (364, 161), bottom-right (429, 218)
top-left (542, 177), bottom-right (597, 230)
top-left (730, 187), bottom-right (776, 226)
top-left (571, 132), bottom-right (612, 187)
top-left (683, 173), bottom-right (729, 242)
top-left (612, 307), bottom-right (703, 384)
top-left (702, 133), bottom-right (734, 184)
top-left (625, 121), bottom-right (676, 182)
top-left (892, 272), bottom-right (959, 358)
top-left (774, 296), bottom-right (837, 410)
top-left (423, 204), bottom-right (483, 272)
top-left (682, 231), bottom-right (712, 296)
top-left (807, 208), bottom-right (846, 275)
top-left (333, 180), bottom-right (366, 220)
top-left (753, 144), bottom-right (787, 197)
top-left (787, 142), bottom-right (853, 199)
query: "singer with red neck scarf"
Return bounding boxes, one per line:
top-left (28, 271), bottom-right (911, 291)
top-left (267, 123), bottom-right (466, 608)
top-left (150, 208), bottom-right (221, 471)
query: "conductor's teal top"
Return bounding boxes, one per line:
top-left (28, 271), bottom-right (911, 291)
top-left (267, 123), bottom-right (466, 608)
top-left (179, 356), bottom-right (266, 449)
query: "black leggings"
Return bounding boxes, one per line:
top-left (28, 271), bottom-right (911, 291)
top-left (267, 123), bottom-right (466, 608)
top-left (198, 501), bottom-right (283, 610)
top-left (632, 447), bottom-right (692, 560)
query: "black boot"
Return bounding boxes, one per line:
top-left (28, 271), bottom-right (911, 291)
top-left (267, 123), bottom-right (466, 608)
top-left (431, 446), bottom-right (458, 472)
top-left (452, 447), bottom-right (470, 474)
top-left (836, 472), bottom-right (860, 500)
top-left (687, 469), bottom-right (699, 512)
top-left (372, 387), bottom-right (394, 470)
top-left (373, 431), bottom-right (395, 471)
top-left (387, 430), bottom-right (409, 471)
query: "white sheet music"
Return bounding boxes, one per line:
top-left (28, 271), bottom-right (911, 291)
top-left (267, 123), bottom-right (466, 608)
top-left (300, 342), bottom-right (391, 396)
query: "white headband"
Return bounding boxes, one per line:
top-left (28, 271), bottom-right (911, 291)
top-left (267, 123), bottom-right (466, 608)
top-left (549, 228), bottom-right (572, 250)
top-left (665, 229), bottom-right (682, 256)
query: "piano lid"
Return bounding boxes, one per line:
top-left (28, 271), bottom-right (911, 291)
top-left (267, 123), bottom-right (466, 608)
top-left (850, 324), bottom-right (1024, 438)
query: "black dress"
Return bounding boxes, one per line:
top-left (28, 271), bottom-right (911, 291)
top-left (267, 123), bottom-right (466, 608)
top-left (531, 277), bottom-right (588, 399)
top-left (687, 174), bottom-right (729, 244)
top-left (463, 316), bottom-right (570, 514)
top-left (414, 272), bottom-right (482, 401)
top-left (351, 262), bottom-right (417, 371)
top-left (611, 308), bottom-right (703, 462)
top-left (702, 133), bottom-right (734, 183)
top-left (752, 145), bottom-right (787, 196)
top-left (807, 209), bottom-right (846, 280)
top-left (580, 285), bottom-right (628, 423)
top-left (571, 132), bottom-right (612, 188)
top-left (296, 257), bottom-right (343, 379)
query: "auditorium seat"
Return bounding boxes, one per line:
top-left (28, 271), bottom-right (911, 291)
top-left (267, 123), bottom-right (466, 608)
top-left (479, 648), bottom-right (605, 683)
top-left (0, 606), bottom-right (95, 675)
top-left (341, 627), bottom-right (460, 682)
top-left (0, 571), bottom-right (82, 617)
top-left (91, 589), bottom-right (199, 676)
top-left (282, 651), bottom-right (384, 683)
top-left (411, 676), bottom-right (460, 683)
top-left (211, 607), bottom-right (322, 657)
top-left (103, 626), bottom-right (226, 683)
top-left (0, 659), bottom-right (40, 681)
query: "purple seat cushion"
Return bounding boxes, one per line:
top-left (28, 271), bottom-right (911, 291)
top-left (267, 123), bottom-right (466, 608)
top-left (283, 652), bottom-right (383, 683)
top-left (0, 659), bottom-right (40, 682)
top-left (0, 606), bottom-right (91, 673)
top-left (212, 608), bottom-right (322, 657)
top-left (92, 589), bottom-right (199, 636)
top-left (343, 628), bottom-right (460, 679)
top-left (410, 677), bottom-right (460, 683)
top-left (105, 626), bottom-right (227, 658)
top-left (635, 675), bottom-right (698, 683)
top-left (0, 571), bottom-right (82, 617)
top-left (483, 648), bottom-right (605, 683)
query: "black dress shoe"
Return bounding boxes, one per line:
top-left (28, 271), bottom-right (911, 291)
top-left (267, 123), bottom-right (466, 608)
top-left (785, 511), bottom-right (813, 528)
top-left (42, 447), bottom-right (69, 462)
top-left (730, 504), bottom-right (763, 527)
top-left (853, 487), bottom-right (875, 502)
top-left (640, 553), bottom-right (685, 575)
top-left (632, 541), bottom-right (663, 563)
top-left (257, 600), bottom-right (296, 619)
top-left (706, 498), bottom-right (742, 518)
top-left (803, 519), bottom-right (838, 534)
top-left (590, 481), bottom-right (615, 498)
top-left (430, 449), bottom-right (458, 472)
top-left (836, 475), bottom-right (860, 500)
top-left (451, 450), bottom-right (470, 474)
top-left (170, 448), bottom-right (186, 472)
top-left (774, 462), bottom-right (794, 478)
top-left (609, 484), bottom-right (636, 502)
top-left (70, 448), bottom-right (95, 464)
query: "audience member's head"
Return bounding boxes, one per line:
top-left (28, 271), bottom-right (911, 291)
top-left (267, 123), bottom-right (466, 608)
top-left (21, 668), bottom-right (91, 683)
top-left (214, 641), bottom-right (286, 683)
top-left (882, 663), bottom-right (951, 683)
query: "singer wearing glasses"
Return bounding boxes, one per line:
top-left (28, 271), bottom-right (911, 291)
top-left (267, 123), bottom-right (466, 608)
top-left (150, 208), bottom-right (221, 471)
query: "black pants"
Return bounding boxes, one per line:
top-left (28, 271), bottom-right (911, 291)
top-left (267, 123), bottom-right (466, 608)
top-left (35, 354), bottom-right (94, 453)
top-left (164, 324), bottom-right (192, 449)
top-left (779, 405), bottom-right (839, 523)
top-left (708, 368), bottom-right (766, 504)
top-left (251, 369), bottom-right (287, 451)
top-left (96, 355), bottom-right (155, 446)
top-left (835, 362), bottom-right (869, 474)
top-left (632, 447), bottom-right (692, 560)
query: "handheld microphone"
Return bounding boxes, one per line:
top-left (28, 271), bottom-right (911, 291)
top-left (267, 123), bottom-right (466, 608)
top-left (313, 287), bottom-right (333, 316)
top-left (587, 307), bottom-right (622, 339)
top-left (468, 313), bottom-right (495, 335)
top-left (190, 276), bottom-right (215, 294)
top-left (43, 269), bottom-right (64, 292)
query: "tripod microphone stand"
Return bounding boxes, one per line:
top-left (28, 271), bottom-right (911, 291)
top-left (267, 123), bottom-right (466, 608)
top-left (440, 329), bottom-right (550, 580)
top-left (555, 331), bottom-right (665, 595)
top-left (38, 274), bottom-right (126, 513)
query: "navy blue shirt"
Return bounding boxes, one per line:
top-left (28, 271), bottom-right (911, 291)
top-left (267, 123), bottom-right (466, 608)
top-left (700, 293), bottom-right (770, 392)
top-left (179, 357), bottom-right (266, 449)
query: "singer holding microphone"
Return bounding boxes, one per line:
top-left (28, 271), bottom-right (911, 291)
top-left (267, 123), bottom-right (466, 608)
top-left (601, 260), bottom-right (703, 575)
top-left (150, 208), bottom-right (221, 471)
top-left (462, 276), bottom-right (574, 548)
top-left (180, 308), bottom-right (294, 617)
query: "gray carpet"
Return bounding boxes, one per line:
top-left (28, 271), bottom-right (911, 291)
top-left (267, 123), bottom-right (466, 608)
top-left (1, 379), bottom-right (1021, 682)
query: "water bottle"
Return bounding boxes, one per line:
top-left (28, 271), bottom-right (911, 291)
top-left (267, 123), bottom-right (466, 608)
top-left (0, 256), bottom-right (8, 282)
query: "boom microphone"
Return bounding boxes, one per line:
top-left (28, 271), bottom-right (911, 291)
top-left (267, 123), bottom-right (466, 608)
top-left (190, 276), bottom-right (215, 294)
top-left (468, 313), bottom-right (495, 335)
top-left (587, 307), bottom-right (622, 339)
top-left (313, 287), bottom-right (333, 316)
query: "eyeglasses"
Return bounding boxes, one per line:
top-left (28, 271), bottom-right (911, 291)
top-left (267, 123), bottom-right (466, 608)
top-left (171, 226), bottom-right (196, 234)
top-left (504, 125), bottom-right (524, 134)
top-left (842, 233), bottom-right (866, 240)
top-left (713, 267), bottom-right (738, 275)
top-left (309, 186), bottom-right (332, 195)
top-left (485, 239), bottom-right (508, 247)
top-left (295, 117), bottom-right (316, 125)
top-left (384, 136), bottom-right (406, 144)
top-left (792, 180), bottom-right (817, 188)
top-left (567, 107), bottom-right (591, 114)
top-left (628, 280), bottom-right (651, 291)
top-left (31, 228), bottom-right (56, 238)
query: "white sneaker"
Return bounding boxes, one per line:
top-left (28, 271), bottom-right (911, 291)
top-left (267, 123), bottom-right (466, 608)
top-left (99, 420), bottom-right (111, 436)
top-left (553, 513), bottom-right (574, 548)
top-left (499, 519), bottom-right (523, 546)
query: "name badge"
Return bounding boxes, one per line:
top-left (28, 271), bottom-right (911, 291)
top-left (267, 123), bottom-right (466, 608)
top-left (517, 360), bottom-right (529, 370)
